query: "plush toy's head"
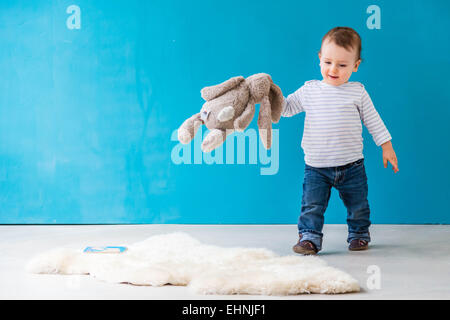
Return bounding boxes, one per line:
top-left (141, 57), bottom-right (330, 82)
top-left (199, 76), bottom-right (249, 131)
top-left (178, 73), bottom-right (283, 153)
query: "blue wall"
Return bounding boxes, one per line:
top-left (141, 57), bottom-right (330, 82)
top-left (0, 0), bottom-right (449, 224)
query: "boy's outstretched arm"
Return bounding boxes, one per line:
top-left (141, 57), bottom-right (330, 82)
top-left (281, 87), bottom-right (305, 118)
top-left (381, 140), bottom-right (399, 173)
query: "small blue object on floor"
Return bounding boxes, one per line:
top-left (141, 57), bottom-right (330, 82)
top-left (83, 246), bottom-right (127, 254)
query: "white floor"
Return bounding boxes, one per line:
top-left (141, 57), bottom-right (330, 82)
top-left (1, 224), bottom-right (449, 300)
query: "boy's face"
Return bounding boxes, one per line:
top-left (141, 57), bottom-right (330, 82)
top-left (319, 39), bottom-right (361, 86)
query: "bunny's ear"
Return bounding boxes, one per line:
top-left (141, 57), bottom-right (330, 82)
top-left (201, 76), bottom-right (245, 101)
top-left (269, 82), bottom-right (283, 123)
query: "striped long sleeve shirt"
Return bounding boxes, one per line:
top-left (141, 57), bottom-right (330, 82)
top-left (282, 80), bottom-right (391, 168)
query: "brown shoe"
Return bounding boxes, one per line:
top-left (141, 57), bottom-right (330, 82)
top-left (348, 239), bottom-right (369, 251)
top-left (293, 236), bottom-right (318, 255)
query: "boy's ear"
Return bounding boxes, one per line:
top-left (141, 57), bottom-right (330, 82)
top-left (318, 52), bottom-right (322, 65)
top-left (353, 59), bottom-right (361, 72)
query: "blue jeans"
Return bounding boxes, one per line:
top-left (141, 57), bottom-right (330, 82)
top-left (298, 158), bottom-right (371, 252)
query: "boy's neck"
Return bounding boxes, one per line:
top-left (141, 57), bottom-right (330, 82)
top-left (321, 79), bottom-right (350, 87)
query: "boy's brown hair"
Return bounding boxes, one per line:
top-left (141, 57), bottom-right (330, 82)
top-left (320, 27), bottom-right (362, 62)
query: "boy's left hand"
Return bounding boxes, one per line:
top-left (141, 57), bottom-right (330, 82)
top-left (381, 141), bottom-right (399, 173)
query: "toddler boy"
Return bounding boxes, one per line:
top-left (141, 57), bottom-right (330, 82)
top-left (282, 27), bottom-right (399, 254)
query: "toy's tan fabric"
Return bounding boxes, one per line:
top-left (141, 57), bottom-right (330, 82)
top-left (178, 73), bottom-right (284, 152)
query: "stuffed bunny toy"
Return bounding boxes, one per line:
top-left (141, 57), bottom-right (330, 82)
top-left (177, 73), bottom-right (284, 153)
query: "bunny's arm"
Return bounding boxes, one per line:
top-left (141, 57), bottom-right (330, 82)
top-left (233, 102), bottom-right (255, 132)
top-left (178, 113), bottom-right (202, 144)
top-left (201, 128), bottom-right (234, 153)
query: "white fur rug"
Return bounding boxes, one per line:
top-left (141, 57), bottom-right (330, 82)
top-left (26, 232), bottom-right (359, 295)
